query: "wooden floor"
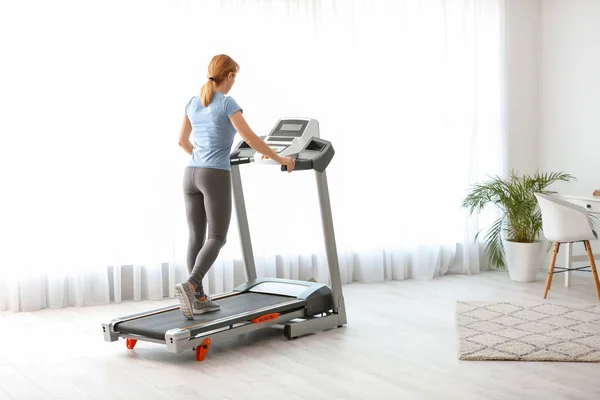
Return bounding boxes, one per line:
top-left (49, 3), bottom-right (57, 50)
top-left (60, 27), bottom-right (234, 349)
top-left (1, 271), bottom-right (600, 400)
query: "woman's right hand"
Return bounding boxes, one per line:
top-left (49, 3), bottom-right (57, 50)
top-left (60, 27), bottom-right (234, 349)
top-left (277, 156), bottom-right (295, 172)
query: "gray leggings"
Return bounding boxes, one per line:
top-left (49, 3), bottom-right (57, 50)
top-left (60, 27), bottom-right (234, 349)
top-left (183, 167), bottom-right (231, 297)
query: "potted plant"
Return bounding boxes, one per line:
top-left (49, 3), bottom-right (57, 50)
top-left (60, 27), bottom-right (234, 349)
top-left (461, 171), bottom-right (576, 282)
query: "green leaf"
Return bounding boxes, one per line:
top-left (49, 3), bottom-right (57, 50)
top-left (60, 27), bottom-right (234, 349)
top-left (483, 216), bottom-right (505, 269)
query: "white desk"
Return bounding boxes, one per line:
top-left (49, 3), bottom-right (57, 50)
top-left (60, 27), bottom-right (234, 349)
top-left (560, 194), bottom-right (600, 286)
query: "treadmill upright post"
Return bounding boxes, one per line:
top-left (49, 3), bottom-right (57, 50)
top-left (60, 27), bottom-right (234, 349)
top-left (315, 170), bottom-right (347, 325)
top-left (231, 164), bottom-right (257, 281)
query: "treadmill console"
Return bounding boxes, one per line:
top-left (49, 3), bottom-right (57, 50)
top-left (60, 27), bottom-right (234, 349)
top-left (230, 117), bottom-right (335, 172)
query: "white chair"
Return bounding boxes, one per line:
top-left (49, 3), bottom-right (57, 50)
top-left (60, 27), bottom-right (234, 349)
top-left (535, 193), bottom-right (600, 299)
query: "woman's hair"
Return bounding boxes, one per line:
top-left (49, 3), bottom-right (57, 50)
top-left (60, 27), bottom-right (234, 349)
top-left (200, 54), bottom-right (240, 107)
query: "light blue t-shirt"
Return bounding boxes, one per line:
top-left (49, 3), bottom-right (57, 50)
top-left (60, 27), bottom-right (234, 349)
top-left (184, 92), bottom-right (243, 170)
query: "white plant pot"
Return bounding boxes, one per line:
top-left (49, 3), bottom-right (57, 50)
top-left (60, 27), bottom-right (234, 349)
top-left (502, 239), bottom-right (543, 282)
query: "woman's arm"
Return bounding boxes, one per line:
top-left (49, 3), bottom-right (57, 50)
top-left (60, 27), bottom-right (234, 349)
top-left (177, 115), bottom-right (193, 155)
top-left (230, 111), bottom-right (282, 161)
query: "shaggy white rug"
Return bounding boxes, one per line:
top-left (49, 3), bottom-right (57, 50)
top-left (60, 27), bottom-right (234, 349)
top-left (456, 301), bottom-right (600, 362)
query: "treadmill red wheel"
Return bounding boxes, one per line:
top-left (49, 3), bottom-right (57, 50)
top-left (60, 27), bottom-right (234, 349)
top-left (126, 338), bottom-right (137, 349)
top-left (195, 338), bottom-right (211, 361)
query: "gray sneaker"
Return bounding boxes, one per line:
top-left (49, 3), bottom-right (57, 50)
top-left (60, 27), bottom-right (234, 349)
top-left (193, 295), bottom-right (220, 314)
top-left (174, 281), bottom-right (195, 320)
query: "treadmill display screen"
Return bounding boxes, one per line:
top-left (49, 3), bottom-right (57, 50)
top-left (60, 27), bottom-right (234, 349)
top-left (280, 123), bottom-right (303, 131)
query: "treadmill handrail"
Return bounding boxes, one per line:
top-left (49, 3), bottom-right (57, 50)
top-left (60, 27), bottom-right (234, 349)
top-left (315, 170), bottom-right (346, 324)
top-left (231, 164), bottom-right (257, 282)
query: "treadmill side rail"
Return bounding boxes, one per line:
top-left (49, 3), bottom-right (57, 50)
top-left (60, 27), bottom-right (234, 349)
top-left (184, 298), bottom-right (306, 337)
top-left (165, 309), bottom-right (306, 354)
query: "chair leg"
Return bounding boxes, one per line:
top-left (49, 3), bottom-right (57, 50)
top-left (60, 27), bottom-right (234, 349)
top-left (544, 242), bottom-right (560, 299)
top-left (584, 240), bottom-right (600, 300)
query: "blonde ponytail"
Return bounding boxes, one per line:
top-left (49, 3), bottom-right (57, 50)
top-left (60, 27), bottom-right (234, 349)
top-left (200, 78), bottom-right (215, 107)
top-left (199, 55), bottom-right (240, 107)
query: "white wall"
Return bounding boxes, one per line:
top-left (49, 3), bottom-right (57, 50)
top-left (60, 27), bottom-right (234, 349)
top-left (505, 0), bottom-right (540, 175)
top-left (540, 0), bottom-right (600, 195)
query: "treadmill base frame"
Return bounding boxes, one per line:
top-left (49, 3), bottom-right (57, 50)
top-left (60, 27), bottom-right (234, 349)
top-left (103, 307), bottom-right (346, 359)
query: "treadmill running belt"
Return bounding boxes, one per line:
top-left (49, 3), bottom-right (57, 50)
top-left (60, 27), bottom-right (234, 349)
top-left (114, 293), bottom-right (302, 341)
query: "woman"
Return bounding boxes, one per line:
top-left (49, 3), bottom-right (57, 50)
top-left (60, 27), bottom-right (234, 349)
top-left (174, 54), bottom-right (295, 320)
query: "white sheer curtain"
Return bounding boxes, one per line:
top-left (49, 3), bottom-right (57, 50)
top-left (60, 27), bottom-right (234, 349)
top-left (0, 0), bottom-right (505, 312)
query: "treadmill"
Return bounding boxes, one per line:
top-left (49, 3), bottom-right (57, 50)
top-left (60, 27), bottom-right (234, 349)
top-left (102, 117), bottom-right (347, 361)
